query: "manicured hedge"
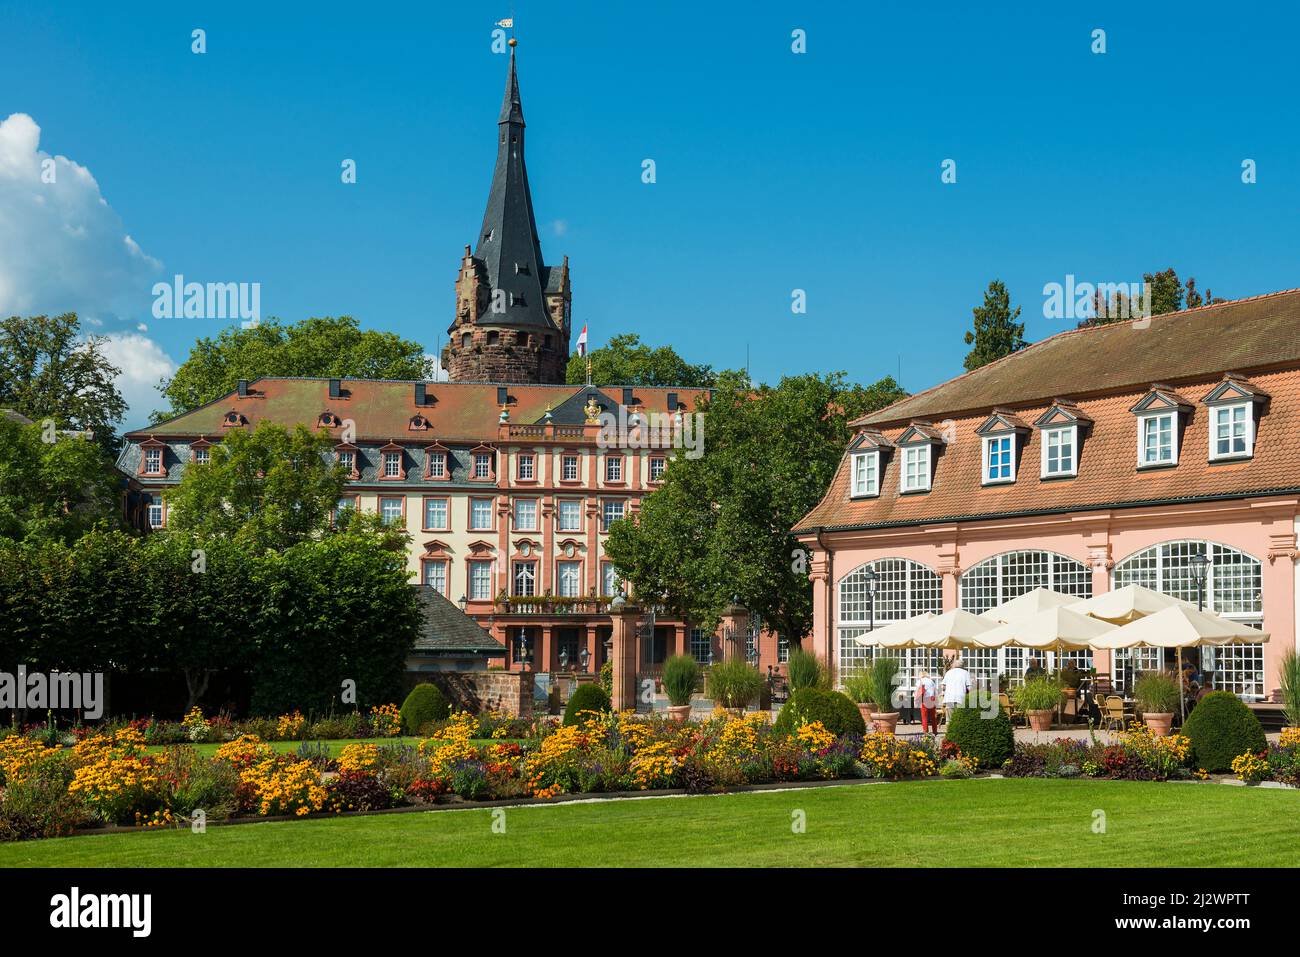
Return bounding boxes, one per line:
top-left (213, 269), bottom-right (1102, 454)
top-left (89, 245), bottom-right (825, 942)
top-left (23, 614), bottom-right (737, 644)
top-left (1182, 691), bottom-right (1266, 772)
top-left (400, 684), bottom-right (450, 734)
top-left (774, 688), bottom-right (866, 737)
top-left (944, 703), bottom-right (1014, 770)
top-left (563, 684), bottom-right (612, 726)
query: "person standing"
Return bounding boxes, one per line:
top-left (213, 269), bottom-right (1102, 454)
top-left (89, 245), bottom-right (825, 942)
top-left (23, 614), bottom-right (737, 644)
top-left (914, 668), bottom-right (939, 734)
top-left (941, 658), bottom-right (972, 725)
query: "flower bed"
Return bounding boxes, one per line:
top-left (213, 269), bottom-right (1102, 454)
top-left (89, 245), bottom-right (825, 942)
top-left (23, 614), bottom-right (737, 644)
top-left (999, 724), bottom-right (1201, 781)
top-left (1231, 728), bottom-right (1300, 786)
top-left (0, 709), bottom-right (967, 842)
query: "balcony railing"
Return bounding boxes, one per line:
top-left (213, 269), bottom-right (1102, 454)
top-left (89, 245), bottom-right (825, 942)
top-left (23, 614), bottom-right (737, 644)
top-left (494, 597), bottom-right (616, 616)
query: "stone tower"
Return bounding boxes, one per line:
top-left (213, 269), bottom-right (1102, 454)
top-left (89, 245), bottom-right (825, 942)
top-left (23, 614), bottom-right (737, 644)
top-left (443, 44), bottom-right (572, 384)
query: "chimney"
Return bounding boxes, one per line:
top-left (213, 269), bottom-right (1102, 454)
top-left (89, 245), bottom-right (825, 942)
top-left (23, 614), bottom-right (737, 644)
top-left (496, 386), bottom-right (509, 406)
top-left (667, 392), bottom-right (678, 412)
top-left (329, 379), bottom-right (342, 400)
top-left (622, 387), bottom-right (634, 406)
top-left (415, 383), bottom-right (427, 406)
top-left (237, 379), bottom-right (249, 397)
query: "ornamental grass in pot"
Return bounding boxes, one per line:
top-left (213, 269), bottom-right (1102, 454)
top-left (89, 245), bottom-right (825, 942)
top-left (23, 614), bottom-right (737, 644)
top-left (662, 654), bottom-right (699, 723)
top-left (842, 668), bottom-right (877, 724)
top-left (707, 659), bottom-right (765, 715)
top-left (1133, 670), bottom-right (1180, 737)
top-left (868, 656), bottom-right (902, 734)
top-left (1012, 676), bottom-right (1061, 732)
top-left (1279, 650), bottom-right (1300, 733)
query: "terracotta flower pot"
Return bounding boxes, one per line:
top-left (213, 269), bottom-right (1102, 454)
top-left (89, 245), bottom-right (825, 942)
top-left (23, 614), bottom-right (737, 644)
top-left (857, 702), bottom-right (877, 724)
top-left (871, 712), bottom-right (900, 735)
top-left (1026, 709), bottom-right (1053, 732)
top-left (1144, 712), bottom-right (1175, 737)
top-left (667, 704), bottom-right (692, 724)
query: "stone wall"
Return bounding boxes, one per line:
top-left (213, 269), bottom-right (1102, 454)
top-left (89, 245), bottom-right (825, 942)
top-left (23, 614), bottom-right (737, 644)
top-left (408, 671), bottom-right (533, 718)
top-left (442, 326), bottom-right (567, 384)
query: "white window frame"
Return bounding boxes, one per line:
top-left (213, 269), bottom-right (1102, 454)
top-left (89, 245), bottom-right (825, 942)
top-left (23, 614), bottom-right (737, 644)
top-left (427, 450), bottom-right (446, 478)
top-left (468, 559), bottom-right (493, 600)
top-left (601, 499), bottom-right (625, 532)
top-left (557, 561), bottom-right (581, 598)
top-left (605, 455), bottom-right (623, 482)
top-left (473, 452), bottom-right (493, 479)
top-left (981, 434), bottom-right (1015, 485)
top-left (193, 447), bottom-right (209, 465)
top-left (648, 456), bottom-right (666, 482)
top-left (561, 454), bottom-right (580, 481)
top-left (1137, 411), bottom-right (1178, 467)
top-left (383, 451), bottom-right (402, 478)
top-left (1040, 424), bottom-right (1077, 478)
top-left (147, 495), bottom-right (165, 529)
top-left (899, 444), bottom-right (931, 493)
top-left (850, 451), bottom-right (879, 498)
top-left (1208, 402), bottom-right (1253, 461)
top-left (469, 497), bottom-right (493, 531)
top-left (424, 560), bottom-right (447, 594)
top-left (379, 497), bottom-right (404, 525)
top-left (557, 498), bottom-right (582, 532)
top-left (601, 561), bottom-right (620, 597)
top-left (144, 447), bottom-right (162, 473)
top-left (423, 498), bottom-right (448, 531)
top-left (338, 450), bottom-right (355, 473)
top-left (513, 498), bottom-right (538, 532)
top-left (512, 561), bottom-right (536, 597)
top-left (517, 453), bottom-right (535, 481)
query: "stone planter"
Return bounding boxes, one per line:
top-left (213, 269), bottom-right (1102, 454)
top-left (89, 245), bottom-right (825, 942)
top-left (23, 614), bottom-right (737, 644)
top-left (856, 702), bottom-right (877, 725)
top-left (666, 704), bottom-right (692, 724)
top-left (871, 711), bottom-right (900, 735)
top-left (1026, 709), bottom-right (1053, 732)
top-left (1144, 712), bottom-right (1175, 737)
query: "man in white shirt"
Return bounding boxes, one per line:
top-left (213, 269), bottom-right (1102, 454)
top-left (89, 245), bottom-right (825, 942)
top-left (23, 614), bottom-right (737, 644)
top-left (941, 659), bottom-right (972, 724)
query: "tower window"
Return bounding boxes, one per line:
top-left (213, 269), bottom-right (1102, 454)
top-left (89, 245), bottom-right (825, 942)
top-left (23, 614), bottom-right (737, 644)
top-left (487, 331), bottom-right (499, 346)
top-left (518, 332), bottom-right (529, 347)
top-left (461, 333), bottom-right (471, 349)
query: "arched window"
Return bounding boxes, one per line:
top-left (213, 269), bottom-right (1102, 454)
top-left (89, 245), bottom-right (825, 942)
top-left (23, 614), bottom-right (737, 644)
top-left (1114, 540), bottom-right (1264, 698)
top-left (837, 559), bottom-right (942, 682)
top-left (959, 550), bottom-right (1093, 683)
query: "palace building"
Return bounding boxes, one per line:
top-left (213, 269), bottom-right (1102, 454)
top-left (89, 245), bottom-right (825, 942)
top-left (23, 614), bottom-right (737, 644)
top-left (116, 48), bottom-right (781, 681)
top-left (795, 289), bottom-right (1300, 702)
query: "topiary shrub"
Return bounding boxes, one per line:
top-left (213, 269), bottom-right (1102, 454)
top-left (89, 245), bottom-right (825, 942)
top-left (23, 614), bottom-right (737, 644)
top-left (944, 703), bottom-right (1014, 770)
top-left (1181, 690), bottom-right (1266, 772)
top-left (773, 688), bottom-right (866, 738)
top-left (400, 683), bottom-right (450, 734)
top-left (563, 683), bottom-right (612, 726)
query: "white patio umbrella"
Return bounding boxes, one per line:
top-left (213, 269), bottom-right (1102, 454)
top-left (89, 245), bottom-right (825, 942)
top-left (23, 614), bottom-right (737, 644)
top-left (1086, 603), bottom-right (1269, 719)
top-left (979, 587), bottom-right (1081, 625)
top-left (851, 612), bottom-right (936, 648)
top-left (1067, 583), bottom-right (1198, 624)
top-left (888, 609), bottom-right (1000, 650)
top-left (973, 606), bottom-right (1118, 651)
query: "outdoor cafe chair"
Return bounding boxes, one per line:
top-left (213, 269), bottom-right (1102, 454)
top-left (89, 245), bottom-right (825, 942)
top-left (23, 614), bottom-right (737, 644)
top-left (1102, 695), bottom-right (1126, 732)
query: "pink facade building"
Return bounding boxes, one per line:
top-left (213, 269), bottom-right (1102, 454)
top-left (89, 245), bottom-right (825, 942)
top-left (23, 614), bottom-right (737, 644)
top-left (795, 290), bottom-right (1300, 700)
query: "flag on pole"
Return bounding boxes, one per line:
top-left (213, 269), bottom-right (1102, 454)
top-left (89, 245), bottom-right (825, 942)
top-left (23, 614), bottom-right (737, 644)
top-left (496, 18), bottom-right (514, 28)
top-left (576, 324), bottom-right (588, 356)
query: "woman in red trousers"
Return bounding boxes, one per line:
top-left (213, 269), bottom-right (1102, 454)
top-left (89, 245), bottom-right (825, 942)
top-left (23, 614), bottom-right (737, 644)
top-left (914, 669), bottom-right (938, 734)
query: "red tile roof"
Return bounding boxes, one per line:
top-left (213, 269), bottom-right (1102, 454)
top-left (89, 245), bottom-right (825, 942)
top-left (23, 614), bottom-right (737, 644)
top-left (128, 378), bottom-right (711, 444)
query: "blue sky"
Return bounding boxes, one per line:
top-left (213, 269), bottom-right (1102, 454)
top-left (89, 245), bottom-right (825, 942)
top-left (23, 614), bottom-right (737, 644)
top-left (3, 1), bottom-right (1298, 429)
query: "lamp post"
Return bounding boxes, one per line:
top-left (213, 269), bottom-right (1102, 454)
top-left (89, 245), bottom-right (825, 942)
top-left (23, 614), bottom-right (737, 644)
top-left (1191, 551), bottom-right (1211, 612)
top-left (579, 647), bottom-right (590, 673)
top-left (864, 567), bottom-right (879, 633)
top-left (458, 594), bottom-right (469, 613)
top-left (518, 631), bottom-right (530, 672)
top-left (559, 648), bottom-right (569, 671)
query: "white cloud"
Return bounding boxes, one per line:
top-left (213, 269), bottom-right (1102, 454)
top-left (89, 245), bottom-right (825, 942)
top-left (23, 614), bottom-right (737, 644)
top-left (0, 112), bottom-right (161, 320)
top-left (100, 333), bottom-right (177, 429)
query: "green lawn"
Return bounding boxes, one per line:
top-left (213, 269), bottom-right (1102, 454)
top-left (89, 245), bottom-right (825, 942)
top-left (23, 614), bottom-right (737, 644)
top-left (3, 779), bottom-right (1298, 867)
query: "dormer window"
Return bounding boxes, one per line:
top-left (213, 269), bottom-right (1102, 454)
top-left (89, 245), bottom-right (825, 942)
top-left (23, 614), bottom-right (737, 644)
top-left (1041, 426), bottom-right (1076, 477)
top-left (982, 435), bottom-right (1014, 484)
top-left (1210, 403), bottom-right (1251, 460)
top-left (427, 449), bottom-right (447, 479)
top-left (474, 452), bottom-right (492, 479)
top-left (222, 411), bottom-right (246, 428)
top-left (1034, 400), bottom-right (1091, 479)
top-left (1130, 385), bottom-right (1192, 469)
top-left (318, 412), bottom-right (342, 429)
top-left (1202, 374), bottom-right (1267, 462)
top-left (383, 450), bottom-right (403, 478)
top-left (901, 445), bottom-right (931, 493)
top-left (1138, 412), bottom-right (1177, 466)
top-left (408, 414), bottom-right (430, 431)
top-left (193, 447), bottom-right (210, 466)
top-left (850, 451), bottom-right (878, 497)
top-left (338, 450), bottom-right (355, 474)
top-left (144, 447), bottom-right (163, 474)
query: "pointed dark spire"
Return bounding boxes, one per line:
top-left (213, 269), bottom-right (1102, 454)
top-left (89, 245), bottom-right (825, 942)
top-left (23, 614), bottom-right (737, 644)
top-left (473, 42), bottom-right (549, 329)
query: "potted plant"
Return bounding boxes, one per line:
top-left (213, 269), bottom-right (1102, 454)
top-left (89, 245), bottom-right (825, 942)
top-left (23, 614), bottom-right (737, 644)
top-left (1058, 664), bottom-right (1083, 701)
top-left (662, 654), bottom-right (699, 723)
top-left (1133, 670), bottom-right (1180, 736)
top-left (707, 659), bottom-right (765, 715)
top-left (1012, 676), bottom-right (1061, 732)
top-left (842, 666), bottom-right (876, 724)
top-left (1279, 649), bottom-right (1300, 733)
top-left (868, 656), bottom-right (902, 734)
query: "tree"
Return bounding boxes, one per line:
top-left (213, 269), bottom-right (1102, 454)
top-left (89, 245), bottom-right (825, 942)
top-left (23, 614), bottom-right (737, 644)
top-left (249, 526), bottom-right (421, 715)
top-left (565, 333), bottom-right (715, 387)
top-left (164, 421), bottom-right (345, 551)
top-left (157, 316), bottom-right (436, 420)
top-left (0, 413), bottom-right (124, 544)
top-left (604, 372), bottom-right (907, 645)
top-left (0, 313), bottom-right (127, 453)
top-left (1079, 267), bottom-right (1224, 328)
top-left (138, 532), bottom-right (256, 709)
top-left (963, 280), bottom-right (1025, 371)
